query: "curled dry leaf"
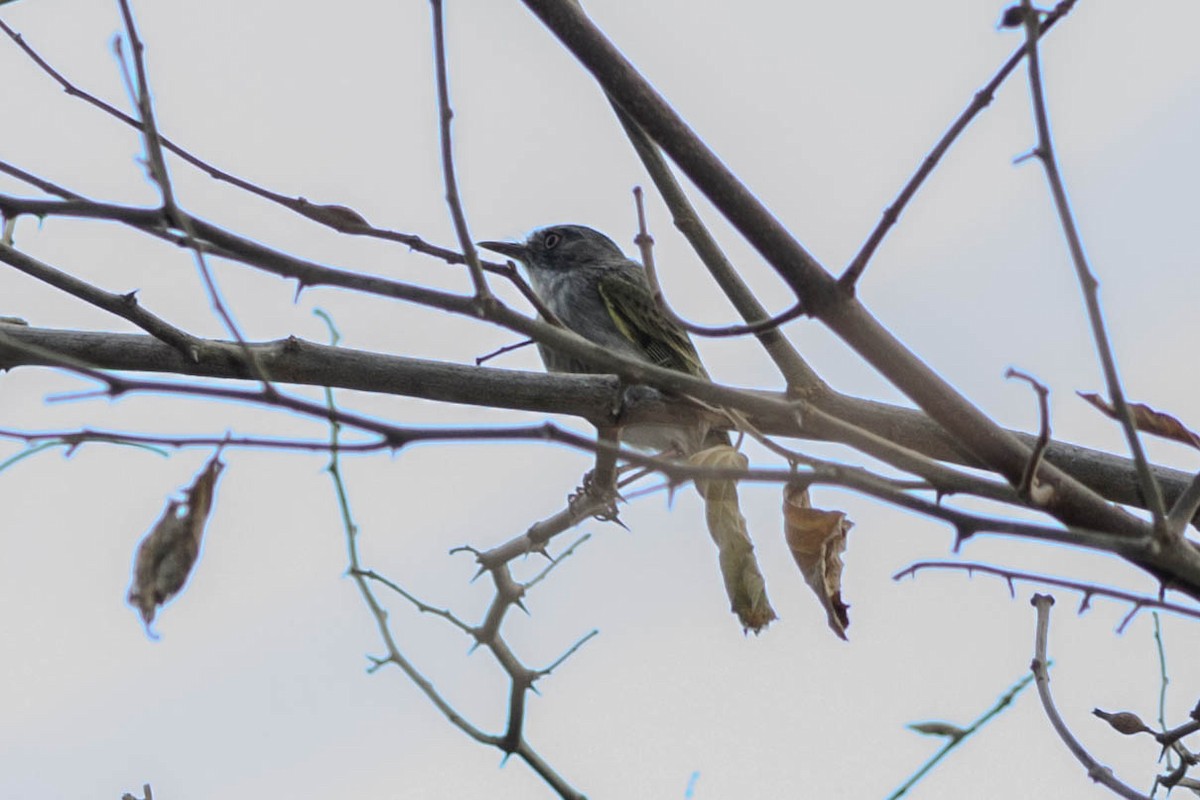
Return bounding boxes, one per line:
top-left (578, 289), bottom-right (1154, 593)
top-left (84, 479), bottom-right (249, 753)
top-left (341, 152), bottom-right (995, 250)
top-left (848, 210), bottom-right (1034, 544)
top-left (783, 484), bottom-right (852, 640)
top-left (294, 198), bottom-right (371, 231)
top-left (689, 444), bottom-right (777, 634)
top-left (998, 5), bottom-right (1033, 28)
top-left (908, 721), bottom-right (967, 739)
top-left (127, 454), bottom-right (224, 635)
top-left (1078, 391), bottom-right (1200, 450)
top-left (1092, 708), bottom-right (1152, 736)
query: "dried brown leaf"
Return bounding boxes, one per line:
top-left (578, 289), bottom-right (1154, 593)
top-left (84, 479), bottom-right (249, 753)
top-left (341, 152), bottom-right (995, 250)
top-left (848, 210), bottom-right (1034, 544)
top-left (1078, 391), bottom-right (1200, 450)
top-left (294, 199), bottom-right (371, 231)
top-left (908, 721), bottom-right (967, 739)
top-left (783, 484), bottom-right (852, 640)
top-left (1092, 708), bottom-right (1152, 736)
top-left (127, 454), bottom-right (224, 635)
top-left (690, 444), bottom-right (777, 633)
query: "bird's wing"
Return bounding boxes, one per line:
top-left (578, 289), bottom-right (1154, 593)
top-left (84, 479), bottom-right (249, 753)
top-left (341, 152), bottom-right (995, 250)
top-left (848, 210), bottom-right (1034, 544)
top-left (596, 267), bottom-right (708, 378)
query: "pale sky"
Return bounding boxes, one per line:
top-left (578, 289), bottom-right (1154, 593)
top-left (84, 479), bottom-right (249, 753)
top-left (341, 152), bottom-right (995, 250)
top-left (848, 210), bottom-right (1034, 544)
top-left (2, 1), bottom-right (1199, 798)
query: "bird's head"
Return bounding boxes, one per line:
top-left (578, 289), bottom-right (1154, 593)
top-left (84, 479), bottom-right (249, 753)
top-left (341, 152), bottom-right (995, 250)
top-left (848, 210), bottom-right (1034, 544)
top-left (479, 224), bottom-right (626, 273)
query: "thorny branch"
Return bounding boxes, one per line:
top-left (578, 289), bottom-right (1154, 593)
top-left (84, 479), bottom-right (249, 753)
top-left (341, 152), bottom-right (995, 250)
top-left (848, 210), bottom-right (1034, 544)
top-left (896, 562), bottom-right (1200, 630)
top-left (323, 318), bottom-right (585, 798)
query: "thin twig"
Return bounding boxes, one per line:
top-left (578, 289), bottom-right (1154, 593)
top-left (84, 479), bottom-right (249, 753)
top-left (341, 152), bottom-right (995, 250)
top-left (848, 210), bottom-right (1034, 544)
top-left (610, 102), bottom-right (823, 390)
top-left (1151, 613), bottom-right (1174, 774)
top-left (429, 0), bottom-right (491, 301)
top-left (1166, 472), bottom-right (1200, 539)
top-left (802, 404), bottom-right (1022, 506)
top-left (838, 0), bottom-right (1078, 290)
top-left (0, 242), bottom-right (202, 359)
top-left (1018, 1), bottom-right (1167, 533)
top-left (0, 19), bottom-right (510, 269)
top-left (475, 337), bottom-right (535, 366)
top-left (352, 568), bottom-right (475, 635)
top-left (895, 562), bottom-right (1200, 626)
top-left (524, 534), bottom-right (591, 591)
top-left (538, 629), bottom-right (599, 676)
top-left (631, 186), bottom-right (804, 338)
top-left (0, 425), bottom-right (386, 454)
top-left (115, 0), bottom-right (271, 380)
top-left (886, 671), bottom-right (1036, 799)
top-left (1029, 594), bottom-right (1152, 799)
top-left (1006, 368), bottom-right (1052, 502)
top-left (323, 345), bottom-right (498, 748)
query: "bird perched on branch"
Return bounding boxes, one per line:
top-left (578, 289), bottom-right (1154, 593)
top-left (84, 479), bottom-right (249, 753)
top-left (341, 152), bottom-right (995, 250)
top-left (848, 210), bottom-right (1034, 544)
top-left (479, 224), bottom-right (775, 632)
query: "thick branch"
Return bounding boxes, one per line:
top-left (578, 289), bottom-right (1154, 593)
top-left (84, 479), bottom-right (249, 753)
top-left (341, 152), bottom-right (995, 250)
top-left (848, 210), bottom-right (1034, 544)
top-left (2, 325), bottom-right (1198, 525)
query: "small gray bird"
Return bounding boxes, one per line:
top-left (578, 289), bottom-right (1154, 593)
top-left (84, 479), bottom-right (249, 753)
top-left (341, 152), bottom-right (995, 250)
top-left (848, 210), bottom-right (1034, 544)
top-left (478, 224), bottom-right (727, 455)
top-left (480, 224), bottom-right (777, 632)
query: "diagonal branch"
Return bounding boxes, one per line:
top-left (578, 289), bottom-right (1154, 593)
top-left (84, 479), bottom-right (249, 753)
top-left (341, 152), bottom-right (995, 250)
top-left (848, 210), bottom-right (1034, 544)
top-left (839, 0), bottom-right (1078, 290)
top-left (0, 19), bottom-right (506, 267)
top-left (3, 324), bottom-right (1200, 526)
top-left (1029, 595), bottom-right (1153, 800)
top-left (1017, 2), bottom-right (1167, 533)
top-left (428, 0), bottom-right (491, 300)
top-left (0, 242), bottom-right (202, 359)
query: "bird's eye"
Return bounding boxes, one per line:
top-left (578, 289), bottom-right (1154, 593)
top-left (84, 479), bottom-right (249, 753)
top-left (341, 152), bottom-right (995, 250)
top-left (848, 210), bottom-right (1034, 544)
top-left (543, 232), bottom-right (562, 250)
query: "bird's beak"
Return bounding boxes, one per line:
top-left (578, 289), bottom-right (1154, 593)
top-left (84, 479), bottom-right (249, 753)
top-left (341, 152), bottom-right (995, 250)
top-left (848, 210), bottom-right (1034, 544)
top-left (477, 240), bottom-right (528, 262)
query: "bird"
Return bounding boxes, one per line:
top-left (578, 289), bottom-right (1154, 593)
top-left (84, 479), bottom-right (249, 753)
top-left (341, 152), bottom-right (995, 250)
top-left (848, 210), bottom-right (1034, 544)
top-left (478, 224), bottom-right (725, 454)
top-left (479, 224), bottom-right (776, 632)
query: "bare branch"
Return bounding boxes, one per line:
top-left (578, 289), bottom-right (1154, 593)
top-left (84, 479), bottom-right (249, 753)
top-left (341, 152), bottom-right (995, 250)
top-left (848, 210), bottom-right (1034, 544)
top-left (0, 242), bottom-right (202, 359)
top-left (1168, 473), bottom-right (1200, 540)
top-left (839, 0), bottom-right (1079, 290)
top-left (428, 0), bottom-right (491, 301)
top-left (1017, 2), bottom-right (1167, 532)
top-left (631, 185), bottom-right (804, 339)
top-left (538, 629), bottom-right (599, 677)
top-left (610, 101), bottom-right (823, 391)
top-left (115, 0), bottom-right (272, 387)
top-left (3, 325), bottom-right (1199, 529)
top-left (0, 193), bottom-right (803, 427)
top-left (0, 19), bottom-right (507, 267)
top-left (886, 671), bottom-right (1036, 800)
top-left (897, 562), bottom-right (1200, 626)
top-left (1006, 368), bottom-right (1052, 502)
top-left (1029, 594), bottom-right (1152, 799)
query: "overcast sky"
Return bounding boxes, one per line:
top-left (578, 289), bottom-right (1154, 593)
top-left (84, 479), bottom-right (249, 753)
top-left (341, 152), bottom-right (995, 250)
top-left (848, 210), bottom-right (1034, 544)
top-left (2, 1), bottom-right (1200, 798)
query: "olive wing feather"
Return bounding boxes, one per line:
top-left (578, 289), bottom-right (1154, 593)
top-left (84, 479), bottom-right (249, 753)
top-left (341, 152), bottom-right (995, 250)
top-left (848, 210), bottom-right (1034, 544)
top-left (596, 268), bottom-right (708, 378)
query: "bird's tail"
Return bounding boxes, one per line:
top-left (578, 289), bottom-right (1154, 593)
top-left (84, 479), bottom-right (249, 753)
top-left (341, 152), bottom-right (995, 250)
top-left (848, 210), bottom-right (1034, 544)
top-left (690, 443), bottom-right (777, 633)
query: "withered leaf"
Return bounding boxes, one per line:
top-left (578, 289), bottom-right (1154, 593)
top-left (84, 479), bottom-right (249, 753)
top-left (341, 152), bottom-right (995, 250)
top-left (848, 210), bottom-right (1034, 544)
top-left (294, 198), bottom-right (371, 231)
top-left (1077, 391), bottom-right (1200, 450)
top-left (1092, 708), bottom-right (1151, 736)
top-left (998, 5), bottom-right (1032, 28)
top-left (783, 484), bottom-right (853, 640)
top-left (127, 454), bottom-right (224, 635)
top-left (690, 444), bottom-right (777, 634)
top-left (908, 721), bottom-right (967, 739)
